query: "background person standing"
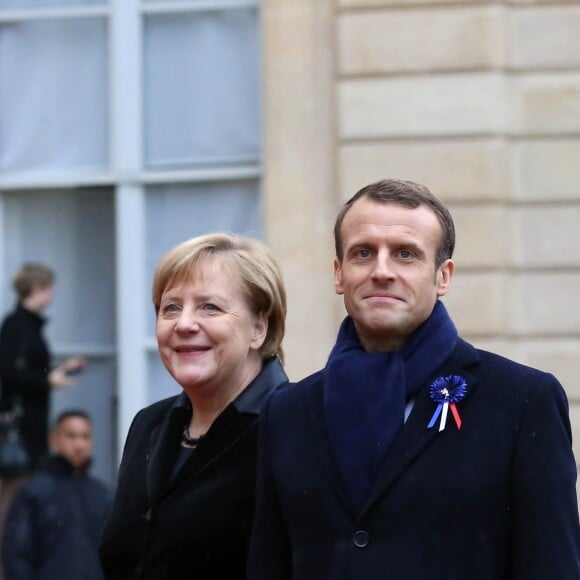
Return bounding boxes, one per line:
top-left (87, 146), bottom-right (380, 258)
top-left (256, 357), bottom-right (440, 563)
top-left (0, 263), bottom-right (85, 470)
top-left (2, 410), bottom-right (112, 580)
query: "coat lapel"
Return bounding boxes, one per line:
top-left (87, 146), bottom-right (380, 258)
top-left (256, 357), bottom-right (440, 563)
top-left (169, 407), bottom-right (254, 490)
top-left (146, 403), bottom-right (251, 502)
top-left (361, 339), bottom-right (480, 515)
top-left (307, 379), bottom-right (359, 518)
top-left (147, 358), bottom-right (288, 503)
top-left (170, 357), bottom-right (288, 490)
top-left (146, 397), bottom-right (189, 505)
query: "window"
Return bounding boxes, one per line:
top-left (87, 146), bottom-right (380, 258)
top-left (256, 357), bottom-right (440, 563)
top-left (0, 0), bottom-right (262, 481)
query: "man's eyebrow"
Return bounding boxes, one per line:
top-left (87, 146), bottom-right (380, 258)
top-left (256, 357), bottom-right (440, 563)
top-left (344, 242), bottom-right (373, 256)
top-left (344, 237), bottom-right (375, 250)
top-left (397, 241), bottom-right (424, 253)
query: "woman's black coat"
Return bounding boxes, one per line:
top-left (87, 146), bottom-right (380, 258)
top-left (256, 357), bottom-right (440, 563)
top-left (99, 357), bottom-right (287, 580)
top-left (0, 304), bottom-right (52, 467)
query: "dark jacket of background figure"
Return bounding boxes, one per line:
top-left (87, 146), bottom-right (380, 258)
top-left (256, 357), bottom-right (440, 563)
top-left (248, 339), bottom-right (580, 580)
top-left (0, 305), bottom-right (52, 468)
top-left (99, 357), bottom-right (288, 580)
top-left (1, 454), bottom-right (112, 580)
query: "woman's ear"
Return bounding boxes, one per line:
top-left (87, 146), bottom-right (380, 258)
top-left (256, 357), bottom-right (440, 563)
top-left (250, 314), bottom-right (268, 350)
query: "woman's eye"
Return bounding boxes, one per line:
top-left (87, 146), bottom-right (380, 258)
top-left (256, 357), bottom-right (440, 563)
top-left (202, 303), bottom-right (220, 312)
top-left (161, 303), bottom-right (180, 314)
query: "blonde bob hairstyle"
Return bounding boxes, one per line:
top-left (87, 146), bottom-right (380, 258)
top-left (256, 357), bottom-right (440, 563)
top-left (152, 233), bottom-right (286, 362)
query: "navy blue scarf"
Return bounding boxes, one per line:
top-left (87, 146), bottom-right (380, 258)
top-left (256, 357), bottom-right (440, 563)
top-left (323, 300), bottom-right (458, 508)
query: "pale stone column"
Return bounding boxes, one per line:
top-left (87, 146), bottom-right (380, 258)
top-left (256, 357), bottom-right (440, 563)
top-left (262, 0), bottom-right (340, 381)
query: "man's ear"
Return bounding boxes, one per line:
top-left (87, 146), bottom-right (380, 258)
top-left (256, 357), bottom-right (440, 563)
top-left (334, 258), bottom-right (344, 296)
top-left (250, 313), bottom-right (268, 350)
top-left (436, 259), bottom-right (454, 297)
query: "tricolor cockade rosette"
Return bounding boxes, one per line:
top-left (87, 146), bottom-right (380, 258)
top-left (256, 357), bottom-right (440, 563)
top-left (427, 375), bottom-right (468, 432)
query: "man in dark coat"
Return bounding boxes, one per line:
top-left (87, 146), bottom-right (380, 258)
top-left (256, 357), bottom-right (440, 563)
top-left (2, 410), bottom-right (112, 580)
top-left (248, 179), bottom-right (580, 579)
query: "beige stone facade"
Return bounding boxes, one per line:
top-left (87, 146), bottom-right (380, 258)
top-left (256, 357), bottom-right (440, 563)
top-left (263, 0), bottom-right (580, 462)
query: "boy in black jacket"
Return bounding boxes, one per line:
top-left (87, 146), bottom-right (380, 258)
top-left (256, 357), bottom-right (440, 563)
top-left (2, 410), bottom-right (112, 580)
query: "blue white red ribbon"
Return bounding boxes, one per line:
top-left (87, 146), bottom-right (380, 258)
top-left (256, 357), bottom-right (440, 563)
top-left (427, 375), bottom-right (468, 432)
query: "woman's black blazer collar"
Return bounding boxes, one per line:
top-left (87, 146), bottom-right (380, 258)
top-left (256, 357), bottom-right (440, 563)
top-left (146, 356), bottom-right (287, 503)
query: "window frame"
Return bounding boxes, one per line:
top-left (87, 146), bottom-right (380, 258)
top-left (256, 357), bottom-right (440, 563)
top-left (0, 0), bottom-right (263, 456)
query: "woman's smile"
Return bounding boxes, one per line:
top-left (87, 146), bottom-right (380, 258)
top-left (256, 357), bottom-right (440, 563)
top-left (174, 344), bottom-right (211, 355)
top-left (156, 259), bottom-right (265, 395)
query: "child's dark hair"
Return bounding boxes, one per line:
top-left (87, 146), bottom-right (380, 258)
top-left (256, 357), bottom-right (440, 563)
top-left (54, 409), bottom-right (91, 428)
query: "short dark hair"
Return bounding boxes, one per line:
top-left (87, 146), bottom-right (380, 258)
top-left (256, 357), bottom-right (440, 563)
top-left (54, 410), bottom-right (91, 429)
top-left (334, 179), bottom-right (456, 268)
top-left (12, 263), bottom-right (55, 299)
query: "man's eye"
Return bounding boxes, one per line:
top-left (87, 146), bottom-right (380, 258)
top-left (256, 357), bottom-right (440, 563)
top-left (356, 249), bottom-right (371, 258)
top-left (399, 250), bottom-right (413, 259)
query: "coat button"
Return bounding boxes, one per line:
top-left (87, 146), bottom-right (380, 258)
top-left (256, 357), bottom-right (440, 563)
top-left (353, 530), bottom-right (369, 548)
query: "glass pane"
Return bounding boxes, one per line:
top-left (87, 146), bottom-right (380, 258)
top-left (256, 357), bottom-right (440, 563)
top-left (1, 188), bottom-right (116, 483)
top-left (0, 0), bottom-right (105, 9)
top-left (0, 18), bottom-right (108, 175)
top-left (1, 188), bottom-right (116, 346)
top-left (144, 179), bottom-right (262, 335)
top-left (143, 9), bottom-right (261, 169)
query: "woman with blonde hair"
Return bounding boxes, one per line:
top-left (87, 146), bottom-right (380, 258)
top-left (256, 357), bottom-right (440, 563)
top-left (100, 233), bottom-right (288, 579)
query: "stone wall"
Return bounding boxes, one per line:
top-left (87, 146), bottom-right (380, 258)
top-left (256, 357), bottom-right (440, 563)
top-left (264, 1), bottom-right (580, 467)
top-left (336, 0), bottom-right (580, 459)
